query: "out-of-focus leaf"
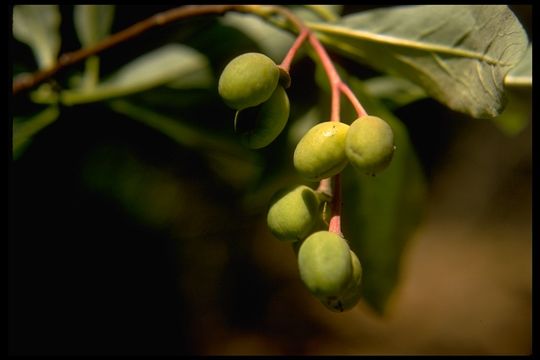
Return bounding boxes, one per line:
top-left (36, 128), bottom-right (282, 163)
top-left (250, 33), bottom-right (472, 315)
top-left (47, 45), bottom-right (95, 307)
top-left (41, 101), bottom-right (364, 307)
top-left (81, 144), bottom-right (243, 239)
top-left (342, 77), bottom-right (427, 314)
top-left (292, 5), bottom-right (343, 23)
top-left (287, 106), bottom-right (323, 146)
top-left (109, 100), bottom-right (263, 190)
top-left (308, 5), bottom-right (529, 119)
top-left (12, 5), bottom-right (61, 69)
top-left (363, 76), bottom-right (428, 110)
top-left (82, 146), bottom-right (185, 229)
top-left (220, 13), bottom-right (294, 63)
top-left (491, 87), bottom-right (532, 136)
top-left (505, 44), bottom-right (532, 87)
top-left (74, 5), bottom-right (115, 47)
top-left (13, 105), bottom-right (60, 159)
top-left (61, 44), bottom-right (213, 105)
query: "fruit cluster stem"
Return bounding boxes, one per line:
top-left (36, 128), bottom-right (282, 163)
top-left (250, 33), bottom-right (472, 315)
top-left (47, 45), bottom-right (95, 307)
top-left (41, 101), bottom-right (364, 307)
top-left (279, 29), bottom-right (309, 72)
top-left (328, 174), bottom-right (343, 237)
top-left (270, 6), bottom-right (367, 237)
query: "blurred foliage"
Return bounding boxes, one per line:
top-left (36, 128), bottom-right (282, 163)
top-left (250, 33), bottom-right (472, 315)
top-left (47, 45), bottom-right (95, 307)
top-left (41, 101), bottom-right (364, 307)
top-left (10, 5), bottom-right (532, 355)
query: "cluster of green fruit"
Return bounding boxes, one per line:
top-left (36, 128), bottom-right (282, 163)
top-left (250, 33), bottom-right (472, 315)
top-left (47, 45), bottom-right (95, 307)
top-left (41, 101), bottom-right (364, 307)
top-left (218, 52), bottom-right (290, 149)
top-left (294, 116), bottom-right (395, 180)
top-left (218, 52), bottom-right (396, 312)
top-left (266, 184), bottom-right (362, 312)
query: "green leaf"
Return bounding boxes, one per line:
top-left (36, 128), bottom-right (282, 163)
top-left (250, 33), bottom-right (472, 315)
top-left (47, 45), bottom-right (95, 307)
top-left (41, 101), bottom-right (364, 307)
top-left (491, 87), bottom-right (532, 136)
top-left (12, 5), bottom-right (61, 69)
top-left (74, 5), bottom-right (115, 48)
top-left (13, 105), bottom-right (60, 159)
top-left (341, 78), bottom-right (427, 314)
top-left (292, 5), bottom-right (343, 23)
top-left (505, 44), bottom-right (532, 87)
top-left (363, 76), bottom-right (428, 110)
top-left (60, 44), bottom-right (213, 105)
top-left (220, 13), bottom-right (295, 63)
top-left (308, 5), bottom-right (529, 119)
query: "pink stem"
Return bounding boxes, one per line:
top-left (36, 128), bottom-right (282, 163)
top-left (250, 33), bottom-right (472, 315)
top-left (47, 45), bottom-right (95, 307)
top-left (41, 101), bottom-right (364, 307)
top-left (268, 6), bottom-right (368, 237)
top-left (328, 174), bottom-right (343, 237)
top-left (279, 29), bottom-right (309, 72)
top-left (339, 82), bottom-right (368, 117)
top-left (308, 34), bottom-right (342, 122)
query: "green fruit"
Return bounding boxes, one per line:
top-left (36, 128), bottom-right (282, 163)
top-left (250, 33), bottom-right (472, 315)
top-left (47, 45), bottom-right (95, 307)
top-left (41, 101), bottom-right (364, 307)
top-left (320, 250), bottom-right (363, 312)
top-left (218, 52), bottom-right (280, 110)
top-left (293, 121), bottom-right (350, 181)
top-left (234, 85), bottom-right (290, 149)
top-left (267, 185), bottom-right (320, 242)
top-left (298, 231), bottom-right (352, 297)
top-left (345, 115), bottom-right (395, 175)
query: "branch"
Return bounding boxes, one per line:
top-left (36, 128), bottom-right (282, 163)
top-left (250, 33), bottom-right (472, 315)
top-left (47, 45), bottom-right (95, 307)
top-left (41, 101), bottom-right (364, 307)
top-left (12, 5), bottom-right (256, 95)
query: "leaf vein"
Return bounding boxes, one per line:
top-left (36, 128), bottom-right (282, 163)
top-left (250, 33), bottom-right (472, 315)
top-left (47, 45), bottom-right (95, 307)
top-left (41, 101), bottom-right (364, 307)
top-left (309, 22), bottom-right (508, 65)
top-left (476, 61), bottom-right (496, 99)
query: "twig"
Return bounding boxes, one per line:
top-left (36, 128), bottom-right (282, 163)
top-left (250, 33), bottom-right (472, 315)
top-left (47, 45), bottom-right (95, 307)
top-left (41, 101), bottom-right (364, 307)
top-left (12, 5), bottom-right (254, 95)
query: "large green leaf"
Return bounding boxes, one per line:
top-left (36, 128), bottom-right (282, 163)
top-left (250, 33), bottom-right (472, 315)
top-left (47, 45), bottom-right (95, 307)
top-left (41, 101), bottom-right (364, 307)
top-left (12, 5), bottom-right (61, 69)
top-left (60, 44), bottom-right (213, 105)
top-left (308, 5), bottom-right (529, 119)
top-left (491, 86), bottom-right (532, 136)
top-left (341, 78), bottom-right (427, 314)
top-left (220, 13), bottom-right (295, 63)
top-left (494, 45), bottom-right (532, 135)
top-left (292, 5), bottom-right (343, 23)
top-left (362, 76), bottom-right (428, 110)
top-left (74, 5), bottom-right (115, 48)
top-left (505, 44), bottom-right (532, 87)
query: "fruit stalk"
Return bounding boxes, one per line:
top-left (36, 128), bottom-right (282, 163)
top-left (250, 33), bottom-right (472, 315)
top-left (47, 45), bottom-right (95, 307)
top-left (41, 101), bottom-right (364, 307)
top-left (339, 82), bottom-right (368, 118)
top-left (328, 173), bottom-right (343, 237)
top-left (279, 29), bottom-right (309, 73)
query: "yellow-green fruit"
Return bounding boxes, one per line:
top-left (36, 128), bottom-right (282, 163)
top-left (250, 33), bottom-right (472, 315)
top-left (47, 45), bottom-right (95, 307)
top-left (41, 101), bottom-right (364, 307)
top-left (293, 121), bottom-right (350, 181)
top-left (298, 231), bottom-right (353, 297)
top-left (235, 85), bottom-right (290, 149)
top-left (218, 52), bottom-right (280, 110)
top-left (320, 250), bottom-right (363, 312)
top-left (345, 115), bottom-right (395, 175)
top-left (267, 185), bottom-right (320, 242)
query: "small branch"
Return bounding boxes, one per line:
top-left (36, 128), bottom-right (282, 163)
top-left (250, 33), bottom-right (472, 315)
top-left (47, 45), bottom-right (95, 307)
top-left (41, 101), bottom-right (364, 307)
top-left (308, 34), bottom-right (342, 122)
top-left (279, 29), bottom-right (309, 73)
top-left (339, 82), bottom-right (368, 118)
top-left (12, 4), bottom-right (256, 95)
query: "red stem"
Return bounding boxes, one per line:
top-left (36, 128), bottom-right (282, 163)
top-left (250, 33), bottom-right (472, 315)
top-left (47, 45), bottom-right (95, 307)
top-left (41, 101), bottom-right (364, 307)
top-left (279, 29), bottom-right (309, 72)
top-left (339, 82), bottom-right (368, 118)
top-left (308, 34), bottom-right (342, 122)
top-left (328, 174), bottom-right (343, 237)
top-left (13, 4), bottom-right (254, 95)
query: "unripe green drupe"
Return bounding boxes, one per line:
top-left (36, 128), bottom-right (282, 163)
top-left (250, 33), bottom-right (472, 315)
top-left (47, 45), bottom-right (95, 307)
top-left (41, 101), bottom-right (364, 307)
top-left (218, 52), bottom-right (280, 110)
top-left (293, 121), bottom-right (350, 181)
top-left (345, 115), bottom-right (395, 175)
top-left (235, 85), bottom-right (290, 149)
top-left (267, 185), bottom-right (320, 242)
top-left (320, 249), bottom-right (363, 312)
top-left (298, 231), bottom-right (353, 297)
